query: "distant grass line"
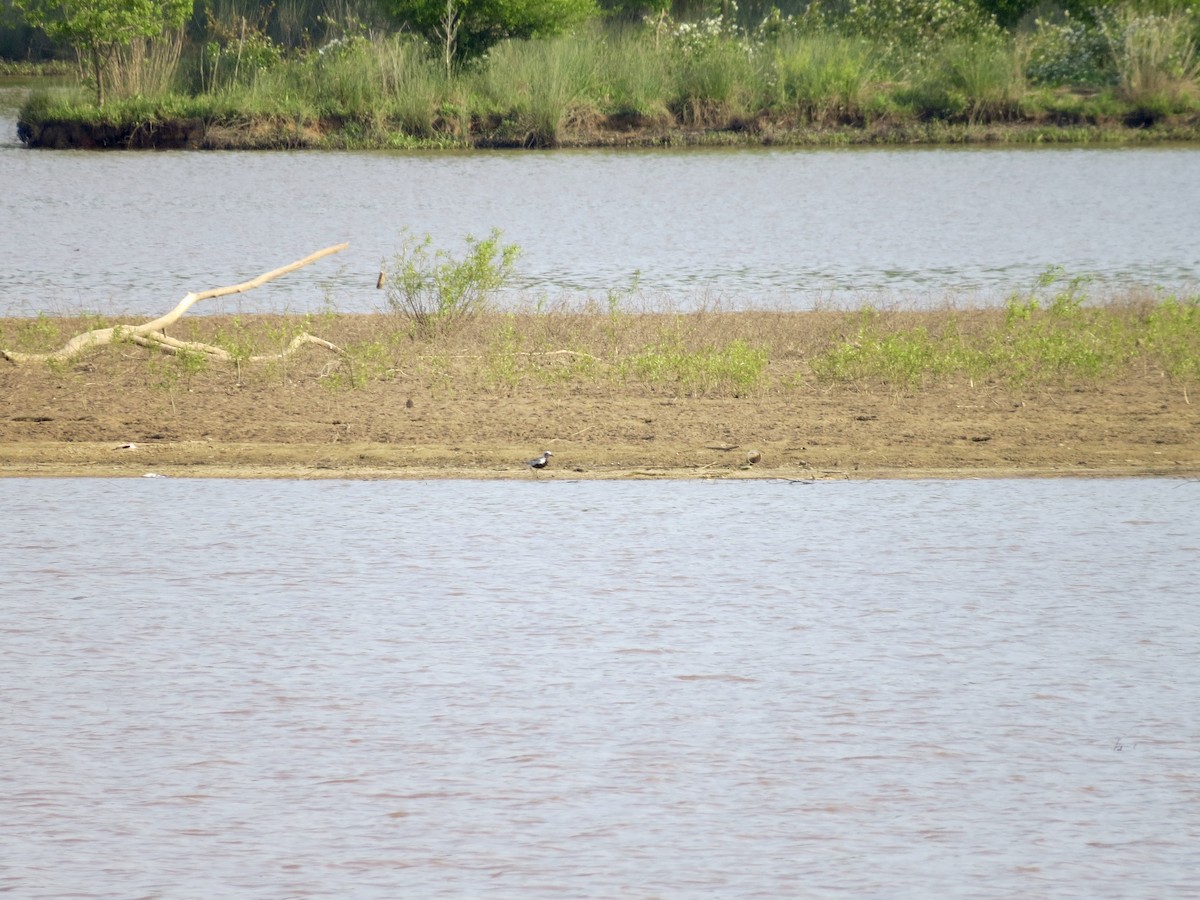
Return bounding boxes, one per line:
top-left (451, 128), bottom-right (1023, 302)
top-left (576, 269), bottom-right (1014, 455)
top-left (15, 15), bottom-right (1200, 149)
top-left (0, 59), bottom-right (73, 77)
top-left (4, 287), bottom-right (1197, 398)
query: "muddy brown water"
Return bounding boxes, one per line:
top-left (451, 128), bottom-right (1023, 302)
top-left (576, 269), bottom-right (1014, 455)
top-left (3, 477), bottom-right (1198, 897)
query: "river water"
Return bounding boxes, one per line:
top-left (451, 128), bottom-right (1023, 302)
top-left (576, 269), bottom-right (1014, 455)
top-left (2, 94), bottom-right (1199, 315)
top-left (3, 476), bottom-right (1198, 898)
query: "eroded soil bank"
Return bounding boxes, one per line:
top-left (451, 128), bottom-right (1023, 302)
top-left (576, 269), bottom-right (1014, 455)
top-left (17, 112), bottom-right (1200, 150)
top-left (2, 313), bottom-right (1196, 480)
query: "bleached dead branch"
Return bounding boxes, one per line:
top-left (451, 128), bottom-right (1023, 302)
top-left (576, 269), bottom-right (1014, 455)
top-left (2, 243), bottom-right (349, 364)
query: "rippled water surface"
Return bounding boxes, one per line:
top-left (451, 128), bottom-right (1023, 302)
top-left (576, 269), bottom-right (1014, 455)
top-left (2, 98), bottom-right (1199, 313)
top-left (3, 477), bottom-right (1198, 897)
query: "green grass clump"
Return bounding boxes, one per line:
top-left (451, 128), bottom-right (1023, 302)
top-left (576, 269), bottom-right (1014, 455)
top-left (3, 313), bottom-right (65, 352)
top-left (665, 23), bottom-right (762, 128)
top-left (475, 36), bottom-right (601, 147)
top-left (990, 275), bottom-right (1125, 381)
top-left (1142, 296), bottom-right (1200, 380)
top-left (810, 270), bottom-right (1200, 388)
top-left (769, 33), bottom-right (878, 123)
top-left (623, 336), bottom-right (768, 396)
top-left (593, 26), bottom-right (673, 121)
top-left (811, 310), bottom-right (990, 384)
top-left (920, 36), bottom-right (1026, 122)
top-left (322, 339), bottom-right (392, 391)
top-left (1103, 9), bottom-right (1200, 117)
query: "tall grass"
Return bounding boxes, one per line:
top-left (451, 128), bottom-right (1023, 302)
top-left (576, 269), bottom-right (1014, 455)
top-left (769, 33), bottom-right (878, 123)
top-left (923, 36), bottom-right (1026, 122)
top-left (1103, 10), bottom-right (1200, 114)
top-left (594, 25), bottom-right (673, 122)
top-left (373, 36), bottom-right (447, 137)
top-left (476, 36), bottom-right (601, 146)
top-left (18, 2), bottom-right (1200, 145)
top-left (669, 37), bottom-right (760, 126)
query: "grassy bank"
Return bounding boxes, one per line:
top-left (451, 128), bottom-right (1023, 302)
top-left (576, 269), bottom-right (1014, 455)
top-left (5, 287), bottom-right (1198, 479)
top-left (15, 4), bottom-right (1200, 149)
top-left (4, 283), bottom-right (1197, 398)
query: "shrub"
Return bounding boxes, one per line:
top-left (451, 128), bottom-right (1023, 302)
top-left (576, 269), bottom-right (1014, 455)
top-left (1025, 13), bottom-right (1111, 86)
top-left (382, 228), bottom-right (521, 335)
top-left (838, 0), bottom-right (1001, 66)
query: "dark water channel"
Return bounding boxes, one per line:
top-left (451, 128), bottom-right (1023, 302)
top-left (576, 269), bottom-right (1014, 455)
top-left (2, 97), bottom-right (1199, 315)
top-left (3, 477), bottom-right (1199, 897)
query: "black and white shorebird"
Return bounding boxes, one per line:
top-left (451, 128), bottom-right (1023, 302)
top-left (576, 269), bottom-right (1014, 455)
top-left (527, 450), bottom-right (553, 476)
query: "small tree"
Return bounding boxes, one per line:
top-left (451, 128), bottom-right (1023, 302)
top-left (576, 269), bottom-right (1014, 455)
top-left (13, 0), bottom-right (193, 106)
top-left (378, 0), bottom-right (598, 67)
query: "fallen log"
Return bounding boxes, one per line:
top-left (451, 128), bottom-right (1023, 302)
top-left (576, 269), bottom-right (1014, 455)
top-left (2, 243), bottom-right (349, 364)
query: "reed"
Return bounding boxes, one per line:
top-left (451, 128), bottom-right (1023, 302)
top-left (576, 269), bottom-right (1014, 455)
top-left (306, 39), bottom-right (380, 119)
top-left (104, 28), bottom-right (187, 101)
top-left (372, 35), bottom-right (446, 137)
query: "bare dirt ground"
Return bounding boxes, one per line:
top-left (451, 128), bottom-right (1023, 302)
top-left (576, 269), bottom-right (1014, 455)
top-left (2, 318), bottom-right (1196, 480)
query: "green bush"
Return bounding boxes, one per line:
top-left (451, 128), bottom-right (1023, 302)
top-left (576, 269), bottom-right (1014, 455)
top-left (838, 0), bottom-right (1001, 65)
top-left (1025, 13), bottom-right (1112, 86)
top-left (382, 229), bottom-right (521, 336)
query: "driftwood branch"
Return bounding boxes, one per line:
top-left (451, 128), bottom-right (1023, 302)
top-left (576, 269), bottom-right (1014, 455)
top-left (2, 243), bottom-right (349, 364)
